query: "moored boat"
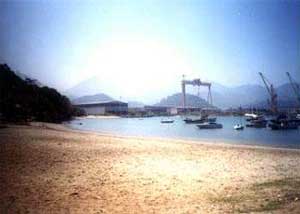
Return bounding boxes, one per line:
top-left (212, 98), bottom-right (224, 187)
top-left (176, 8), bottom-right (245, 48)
top-left (269, 121), bottom-right (298, 130)
top-left (197, 122), bottom-right (223, 129)
top-left (268, 114), bottom-right (298, 130)
top-left (161, 119), bottom-right (174, 124)
top-left (246, 119), bottom-right (268, 128)
top-left (184, 116), bottom-right (216, 124)
top-left (183, 118), bottom-right (206, 124)
top-left (207, 117), bottom-right (217, 123)
top-left (234, 124), bottom-right (244, 130)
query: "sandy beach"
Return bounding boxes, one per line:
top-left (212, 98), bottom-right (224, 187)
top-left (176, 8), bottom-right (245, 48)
top-left (1, 124), bottom-right (300, 213)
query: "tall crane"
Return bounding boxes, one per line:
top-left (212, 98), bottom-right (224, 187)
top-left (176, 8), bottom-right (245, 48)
top-left (286, 72), bottom-right (300, 107)
top-left (259, 72), bottom-right (278, 114)
top-left (181, 75), bottom-right (212, 108)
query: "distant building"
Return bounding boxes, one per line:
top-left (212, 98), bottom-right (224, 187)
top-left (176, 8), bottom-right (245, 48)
top-left (74, 101), bottom-right (128, 115)
top-left (144, 106), bottom-right (178, 115)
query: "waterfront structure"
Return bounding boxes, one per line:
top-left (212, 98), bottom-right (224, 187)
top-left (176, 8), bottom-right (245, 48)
top-left (144, 106), bottom-right (178, 115)
top-left (181, 75), bottom-right (212, 108)
top-left (74, 100), bottom-right (128, 115)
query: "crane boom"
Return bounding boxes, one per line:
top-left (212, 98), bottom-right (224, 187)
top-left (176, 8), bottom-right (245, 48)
top-left (259, 72), bottom-right (272, 96)
top-left (286, 72), bottom-right (300, 106)
top-left (259, 72), bottom-right (278, 114)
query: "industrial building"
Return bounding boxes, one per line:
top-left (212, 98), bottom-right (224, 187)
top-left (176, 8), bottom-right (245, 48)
top-left (74, 101), bottom-right (128, 115)
top-left (144, 106), bottom-right (178, 115)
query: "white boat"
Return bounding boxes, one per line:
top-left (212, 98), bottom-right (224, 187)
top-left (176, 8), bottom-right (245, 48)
top-left (161, 119), bottom-right (174, 124)
top-left (244, 113), bottom-right (259, 119)
top-left (234, 124), bottom-right (244, 130)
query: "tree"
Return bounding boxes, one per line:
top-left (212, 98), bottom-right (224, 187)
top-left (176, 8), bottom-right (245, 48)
top-left (0, 64), bottom-right (76, 123)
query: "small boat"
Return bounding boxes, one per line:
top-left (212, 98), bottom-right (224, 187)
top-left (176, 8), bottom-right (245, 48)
top-left (207, 117), bottom-right (217, 123)
top-left (268, 114), bottom-right (298, 130)
top-left (246, 115), bottom-right (265, 122)
top-left (161, 119), bottom-right (174, 124)
top-left (184, 117), bottom-right (216, 124)
top-left (245, 113), bottom-right (258, 118)
top-left (246, 121), bottom-right (267, 128)
top-left (234, 115), bottom-right (244, 130)
top-left (269, 121), bottom-right (298, 130)
top-left (197, 122), bottom-right (223, 129)
top-left (234, 124), bottom-right (244, 130)
top-left (246, 117), bottom-right (268, 128)
top-left (245, 113), bottom-right (259, 121)
top-left (287, 114), bottom-right (300, 126)
top-left (184, 118), bottom-right (205, 124)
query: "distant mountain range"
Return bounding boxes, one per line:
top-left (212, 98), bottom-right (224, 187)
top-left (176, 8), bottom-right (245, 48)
top-left (65, 77), bottom-right (299, 109)
top-left (71, 93), bottom-right (145, 108)
top-left (65, 77), bottom-right (106, 100)
top-left (155, 83), bottom-right (299, 109)
top-left (155, 93), bottom-right (212, 108)
top-left (71, 93), bottom-right (113, 104)
top-left (208, 83), bottom-right (267, 109)
top-left (209, 83), bottom-right (299, 109)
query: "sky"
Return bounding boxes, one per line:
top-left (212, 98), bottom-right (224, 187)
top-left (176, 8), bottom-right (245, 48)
top-left (0, 0), bottom-right (299, 102)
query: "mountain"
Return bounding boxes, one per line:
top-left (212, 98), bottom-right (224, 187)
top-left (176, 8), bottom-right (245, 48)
top-left (66, 76), bottom-right (299, 109)
top-left (128, 101), bottom-right (144, 108)
top-left (277, 83), bottom-right (299, 100)
top-left (210, 82), bottom-right (299, 109)
top-left (64, 76), bottom-right (175, 104)
top-left (65, 77), bottom-right (114, 99)
top-left (253, 83), bottom-right (300, 109)
top-left (71, 93), bottom-right (114, 104)
top-left (155, 93), bottom-right (213, 108)
top-left (195, 83), bottom-right (267, 109)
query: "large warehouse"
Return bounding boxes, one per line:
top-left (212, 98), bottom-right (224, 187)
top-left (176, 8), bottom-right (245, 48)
top-left (74, 100), bottom-right (128, 115)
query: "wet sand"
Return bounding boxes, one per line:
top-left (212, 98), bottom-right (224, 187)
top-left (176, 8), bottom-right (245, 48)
top-left (1, 124), bottom-right (300, 213)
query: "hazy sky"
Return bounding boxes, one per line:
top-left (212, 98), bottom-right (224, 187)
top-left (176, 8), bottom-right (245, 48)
top-left (1, 0), bottom-right (299, 102)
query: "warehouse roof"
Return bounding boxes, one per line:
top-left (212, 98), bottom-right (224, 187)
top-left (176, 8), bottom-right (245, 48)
top-left (73, 100), bottom-right (127, 107)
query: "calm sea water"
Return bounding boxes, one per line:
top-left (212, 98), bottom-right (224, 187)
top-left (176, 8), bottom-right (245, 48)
top-left (66, 116), bottom-right (300, 149)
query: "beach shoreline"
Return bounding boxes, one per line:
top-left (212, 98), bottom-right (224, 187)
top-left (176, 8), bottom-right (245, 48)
top-left (1, 123), bottom-right (300, 213)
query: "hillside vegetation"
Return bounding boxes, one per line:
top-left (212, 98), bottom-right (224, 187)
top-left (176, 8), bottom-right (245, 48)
top-left (0, 64), bottom-right (76, 123)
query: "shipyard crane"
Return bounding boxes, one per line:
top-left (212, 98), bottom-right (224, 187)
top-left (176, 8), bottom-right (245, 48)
top-left (259, 72), bottom-right (278, 114)
top-left (181, 75), bottom-right (212, 108)
top-left (286, 72), bottom-right (300, 107)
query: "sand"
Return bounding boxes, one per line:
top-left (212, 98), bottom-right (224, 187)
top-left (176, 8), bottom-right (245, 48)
top-left (1, 124), bottom-right (300, 213)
